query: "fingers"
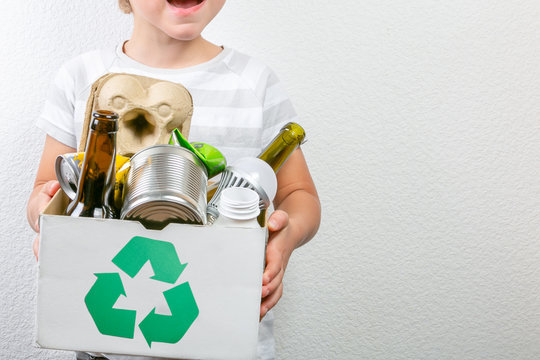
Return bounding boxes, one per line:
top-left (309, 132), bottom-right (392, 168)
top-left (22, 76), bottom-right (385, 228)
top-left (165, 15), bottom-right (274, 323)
top-left (33, 181), bottom-right (60, 232)
top-left (262, 265), bottom-right (284, 298)
top-left (267, 210), bottom-right (289, 232)
top-left (43, 180), bottom-right (60, 197)
top-left (260, 210), bottom-right (291, 319)
top-left (260, 283), bottom-right (283, 319)
top-left (261, 239), bottom-right (286, 319)
top-left (33, 235), bottom-right (39, 261)
top-left (262, 245), bottom-right (283, 285)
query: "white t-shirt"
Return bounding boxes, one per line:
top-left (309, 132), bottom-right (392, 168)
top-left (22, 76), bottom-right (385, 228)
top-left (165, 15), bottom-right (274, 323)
top-left (37, 44), bottom-right (298, 163)
top-left (37, 44), bottom-right (298, 360)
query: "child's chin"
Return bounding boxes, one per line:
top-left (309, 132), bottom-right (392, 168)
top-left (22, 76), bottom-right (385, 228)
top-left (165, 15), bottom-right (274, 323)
top-left (166, 25), bottom-right (203, 41)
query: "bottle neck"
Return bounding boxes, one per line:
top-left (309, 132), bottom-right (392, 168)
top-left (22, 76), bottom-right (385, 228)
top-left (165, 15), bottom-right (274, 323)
top-left (91, 118), bottom-right (117, 133)
top-left (79, 129), bottom-right (116, 186)
top-left (257, 122), bottom-right (305, 173)
top-left (67, 128), bottom-right (117, 217)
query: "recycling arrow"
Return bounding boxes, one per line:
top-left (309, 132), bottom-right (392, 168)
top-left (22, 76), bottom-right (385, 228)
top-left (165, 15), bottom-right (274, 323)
top-left (112, 236), bottom-right (187, 284)
top-left (138, 282), bottom-right (199, 347)
top-left (84, 272), bottom-right (137, 339)
top-left (85, 236), bottom-right (198, 346)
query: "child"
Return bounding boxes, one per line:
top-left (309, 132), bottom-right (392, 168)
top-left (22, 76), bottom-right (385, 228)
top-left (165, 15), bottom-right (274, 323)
top-left (27, 1), bottom-right (321, 359)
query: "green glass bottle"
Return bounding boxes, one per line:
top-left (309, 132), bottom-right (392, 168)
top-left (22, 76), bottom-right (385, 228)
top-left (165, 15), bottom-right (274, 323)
top-left (66, 110), bottom-right (118, 219)
top-left (257, 122), bottom-right (306, 173)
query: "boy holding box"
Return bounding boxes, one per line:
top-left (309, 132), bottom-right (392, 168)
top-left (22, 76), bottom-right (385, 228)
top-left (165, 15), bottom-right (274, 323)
top-left (27, 1), bottom-right (321, 359)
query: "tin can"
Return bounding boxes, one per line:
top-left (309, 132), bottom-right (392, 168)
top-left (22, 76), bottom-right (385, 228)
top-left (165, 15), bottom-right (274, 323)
top-left (120, 145), bottom-right (208, 229)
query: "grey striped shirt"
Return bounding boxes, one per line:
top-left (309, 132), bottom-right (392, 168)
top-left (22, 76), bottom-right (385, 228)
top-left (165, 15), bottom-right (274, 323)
top-left (37, 45), bottom-right (298, 166)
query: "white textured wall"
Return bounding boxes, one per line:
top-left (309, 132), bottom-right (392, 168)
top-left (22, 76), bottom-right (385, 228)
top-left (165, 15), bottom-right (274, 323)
top-left (3, 0), bottom-right (540, 359)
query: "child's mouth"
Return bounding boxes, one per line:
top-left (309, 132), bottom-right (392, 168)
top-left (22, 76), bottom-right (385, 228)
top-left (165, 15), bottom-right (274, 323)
top-left (167, 0), bottom-right (204, 9)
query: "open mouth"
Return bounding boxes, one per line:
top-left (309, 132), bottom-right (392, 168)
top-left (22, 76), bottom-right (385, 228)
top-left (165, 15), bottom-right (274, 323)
top-left (167, 0), bottom-right (204, 9)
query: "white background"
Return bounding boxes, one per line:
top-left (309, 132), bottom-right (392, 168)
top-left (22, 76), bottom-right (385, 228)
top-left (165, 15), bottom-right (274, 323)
top-left (2, 0), bottom-right (540, 359)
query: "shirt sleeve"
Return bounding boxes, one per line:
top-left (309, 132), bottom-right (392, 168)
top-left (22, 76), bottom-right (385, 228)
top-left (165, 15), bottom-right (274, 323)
top-left (36, 62), bottom-right (78, 148)
top-left (257, 67), bottom-right (300, 148)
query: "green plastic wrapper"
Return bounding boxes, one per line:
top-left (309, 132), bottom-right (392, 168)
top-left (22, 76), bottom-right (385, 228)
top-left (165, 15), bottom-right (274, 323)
top-left (169, 128), bottom-right (227, 178)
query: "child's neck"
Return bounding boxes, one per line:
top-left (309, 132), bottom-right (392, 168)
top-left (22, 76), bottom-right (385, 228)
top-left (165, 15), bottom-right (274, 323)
top-left (124, 30), bottom-right (222, 69)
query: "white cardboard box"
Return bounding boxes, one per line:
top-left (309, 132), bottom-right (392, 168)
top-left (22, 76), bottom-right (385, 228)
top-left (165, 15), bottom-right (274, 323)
top-left (36, 191), bottom-right (266, 360)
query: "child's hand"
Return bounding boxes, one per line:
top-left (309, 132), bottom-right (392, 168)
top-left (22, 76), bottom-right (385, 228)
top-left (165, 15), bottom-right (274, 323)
top-left (257, 149), bottom-right (321, 319)
top-left (260, 210), bottom-right (297, 319)
top-left (29, 180), bottom-right (61, 260)
top-left (31, 180), bottom-right (60, 231)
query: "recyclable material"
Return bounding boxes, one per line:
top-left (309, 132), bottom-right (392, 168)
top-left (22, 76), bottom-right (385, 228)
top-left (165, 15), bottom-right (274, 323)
top-left (214, 187), bottom-right (261, 228)
top-left (55, 152), bottom-right (130, 201)
top-left (169, 128), bottom-right (226, 178)
top-left (207, 157), bottom-right (277, 224)
top-left (258, 122), bottom-right (306, 173)
top-left (38, 194), bottom-right (266, 359)
top-left (86, 73), bottom-right (193, 156)
top-left (113, 158), bottom-right (131, 211)
top-left (120, 144), bottom-right (208, 229)
top-left (66, 110), bottom-right (119, 219)
top-left (55, 152), bottom-right (83, 200)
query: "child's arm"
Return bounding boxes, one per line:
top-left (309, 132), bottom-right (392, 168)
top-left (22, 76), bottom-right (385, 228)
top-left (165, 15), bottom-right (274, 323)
top-left (260, 148), bottom-right (321, 318)
top-left (27, 135), bottom-right (76, 257)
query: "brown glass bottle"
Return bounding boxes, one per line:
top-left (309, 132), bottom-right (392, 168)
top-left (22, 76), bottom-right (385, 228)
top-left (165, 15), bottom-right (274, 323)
top-left (257, 122), bottom-right (306, 173)
top-left (66, 110), bottom-right (119, 218)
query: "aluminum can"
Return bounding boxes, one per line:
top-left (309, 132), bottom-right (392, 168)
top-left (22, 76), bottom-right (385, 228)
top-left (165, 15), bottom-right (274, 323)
top-left (55, 152), bottom-right (86, 200)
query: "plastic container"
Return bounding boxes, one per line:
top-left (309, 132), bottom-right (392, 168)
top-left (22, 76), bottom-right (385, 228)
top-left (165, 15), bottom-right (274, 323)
top-left (214, 187), bottom-right (261, 228)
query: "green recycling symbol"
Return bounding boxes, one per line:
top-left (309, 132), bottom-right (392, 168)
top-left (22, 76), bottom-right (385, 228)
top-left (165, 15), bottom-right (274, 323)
top-left (84, 236), bottom-right (199, 347)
